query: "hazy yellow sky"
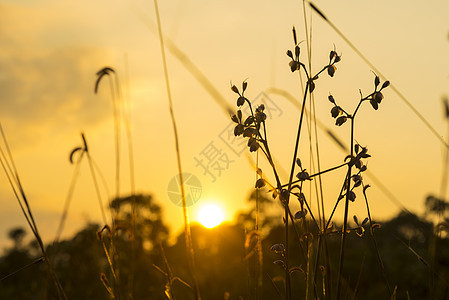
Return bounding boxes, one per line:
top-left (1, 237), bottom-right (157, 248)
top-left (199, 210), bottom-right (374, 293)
top-left (0, 0), bottom-right (448, 249)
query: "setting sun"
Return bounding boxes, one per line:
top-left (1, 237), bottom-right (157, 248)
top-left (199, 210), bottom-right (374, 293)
top-left (197, 204), bottom-right (225, 228)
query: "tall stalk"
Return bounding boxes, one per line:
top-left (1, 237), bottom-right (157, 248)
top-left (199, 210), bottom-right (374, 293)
top-left (153, 1), bottom-right (201, 299)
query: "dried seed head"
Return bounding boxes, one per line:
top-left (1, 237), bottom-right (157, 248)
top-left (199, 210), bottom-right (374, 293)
top-left (231, 85), bottom-right (239, 94)
top-left (271, 243), bottom-right (285, 254)
top-left (234, 124), bottom-right (244, 136)
top-left (243, 127), bottom-right (254, 138)
top-left (242, 81), bottom-right (248, 92)
top-left (237, 96), bottom-right (246, 106)
top-left (255, 178), bottom-right (265, 188)
top-left (273, 260), bottom-right (286, 268)
top-left (295, 45), bottom-right (300, 58)
top-left (286, 50), bottom-right (293, 59)
top-left (309, 80), bottom-right (316, 92)
top-left (290, 61), bottom-right (300, 72)
top-left (296, 158), bottom-right (302, 169)
top-left (296, 170), bottom-right (310, 181)
top-left (244, 116), bottom-right (254, 126)
top-left (294, 209), bottom-right (308, 219)
top-left (335, 116), bottom-right (347, 126)
top-left (328, 95), bottom-right (335, 104)
top-left (374, 92), bottom-right (384, 103)
top-left (348, 191), bottom-right (356, 202)
top-left (331, 106), bottom-right (340, 118)
top-left (292, 26), bottom-right (297, 45)
top-left (327, 65), bottom-right (336, 77)
top-left (249, 142), bottom-right (259, 152)
top-left (279, 189), bottom-right (290, 202)
top-left (381, 81), bottom-right (390, 89)
top-left (374, 75), bottom-right (380, 88)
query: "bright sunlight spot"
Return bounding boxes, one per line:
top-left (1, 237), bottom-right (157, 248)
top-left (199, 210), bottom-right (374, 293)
top-left (197, 203), bottom-right (225, 228)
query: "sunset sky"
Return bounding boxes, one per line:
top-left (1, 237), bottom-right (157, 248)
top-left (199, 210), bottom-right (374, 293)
top-left (0, 0), bottom-right (448, 250)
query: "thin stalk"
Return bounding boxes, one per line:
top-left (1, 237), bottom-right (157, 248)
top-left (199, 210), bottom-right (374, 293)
top-left (284, 81), bottom-right (310, 300)
top-left (362, 182), bottom-right (391, 296)
top-left (0, 257), bottom-right (44, 282)
top-left (153, 1), bottom-right (201, 299)
top-left (83, 133), bottom-right (108, 225)
top-left (124, 53), bottom-right (137, 295)
top-left (336, 117), bottom-right (355, 300)
top-left (0, 124), bottom-right (67, 299)
top-left (282, 162), bottom-right (349, 187)
top-left (54, 151), bottom-right (85, 244)
top-left (325, 170), bottom-right (350, 230)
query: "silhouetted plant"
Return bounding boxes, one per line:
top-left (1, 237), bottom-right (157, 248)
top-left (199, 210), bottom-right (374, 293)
top-left (230, 26), bottom-right (391, 300)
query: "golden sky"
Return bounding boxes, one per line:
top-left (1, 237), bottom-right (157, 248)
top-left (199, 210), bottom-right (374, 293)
top-left (0, 0), bottom-right (449, 249)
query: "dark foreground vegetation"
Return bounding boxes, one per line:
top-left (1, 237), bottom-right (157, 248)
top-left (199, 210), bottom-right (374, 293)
top-left (1, 194), bottom-right (448, 300)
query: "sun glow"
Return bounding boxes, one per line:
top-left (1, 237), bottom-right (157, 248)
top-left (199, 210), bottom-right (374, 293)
top-left (197, 203), bottom-right (225, 228)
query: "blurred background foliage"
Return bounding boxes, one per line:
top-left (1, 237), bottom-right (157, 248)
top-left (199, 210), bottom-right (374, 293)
top-left (0, 192), bottom-right (448, 299)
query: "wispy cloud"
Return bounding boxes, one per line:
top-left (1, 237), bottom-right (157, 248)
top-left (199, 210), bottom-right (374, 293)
top-left (0, 3), bottom-right (114, 147)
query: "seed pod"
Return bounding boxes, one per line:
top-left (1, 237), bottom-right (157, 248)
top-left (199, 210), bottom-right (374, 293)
top-left (231, 85), bottom-right (239, 94)
top-left (231, 115), bottom-right (239, 123)
top-left (381, 81), bottom-right (390, 89)
top-left (237, 96), bottom-right (246, 106)
top-left (327, 65), bottom-right (336, 77)
top-left (375, 92), bottom-right (384, 103)
top-left (242, 81), bottom-right (248, 92)
top-left (249, 142), bottom-right (259, 152)
top-left (255, 178), bottom-right (265, 188)
top-left (290, 61), bottom-right (300, 72)
top-left (329, 50), bottom-right (335, 60)
top-left (331, 106), bottom-right (340, 118)
top-left (370, 99), bottom-right (379, 110)
top-left (296, 170), bottom-right (310, 181)
top-left (296, 158), bottom-right (302, 169)
top-left (234, 124), bottom-right (244, 136)
top-left (309, 80), bottom-right (315, 93)
top-left (279, 189), bottom-right (290, 202)
top-left (348, 191), bottom-right (356, 202)
top-left (328, 95), bottom-right (335, 104)
top-left (295, 45), bottom-right (300, 58)
top-left (237, 110), bottom-right (242, 121)
top-left (295, 209), bottom-right (308, 219)
top-left (353, 215), bottom-right (359, 225)
top-left (334, 55), bottom-right (341, 63)
top-left (244, 116), bottom-right (254, 126)
top-left (335, 116), bottom-right (347, 126)
top-left (243, 127), bottom-right (255, 138)
top-left (374, 75), bottom-right (380, 88)
top-left (286, 50), bottom-right (293, 59)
